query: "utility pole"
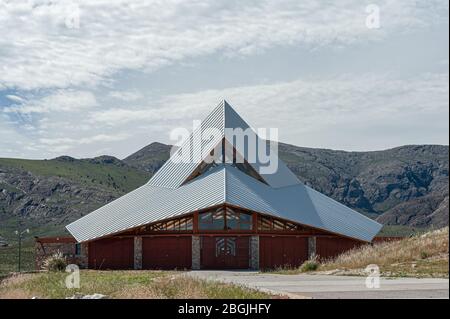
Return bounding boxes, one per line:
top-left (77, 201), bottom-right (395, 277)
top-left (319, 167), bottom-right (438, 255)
top-left (14, 228), bottom-right (29, 272)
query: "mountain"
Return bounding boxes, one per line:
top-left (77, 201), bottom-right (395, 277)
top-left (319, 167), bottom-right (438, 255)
top-left (0, 156), bottom-right (150, 239)
top-left (123, 142), bottom-right (172, 174)
top-left (277, 144), bottom-right (448, 228)
top-left (0, 142), bottom-right (448, 239)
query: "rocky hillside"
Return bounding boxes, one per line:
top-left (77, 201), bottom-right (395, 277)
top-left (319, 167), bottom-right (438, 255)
top-left (0, 156), bottom-right (150, 239)
top-left (0, 235), bottom-right (7, 247)
top-left (0, 142), bottom-right (448, 238)
top-left (277, 144), bottom-right (449, 228)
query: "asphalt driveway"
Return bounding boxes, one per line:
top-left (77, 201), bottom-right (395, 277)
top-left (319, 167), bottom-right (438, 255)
top-left (187, 270), bottom-right (449, 299)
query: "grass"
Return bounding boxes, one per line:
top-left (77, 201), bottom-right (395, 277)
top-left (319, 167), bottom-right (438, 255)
top-left (319, 227), bottom-right (449, 278)
top-left (377, 225), bottom-right (427, 237)
top-left (0, 241), bottom-right (34, 277)
top-left (0, 220), bottom-right (61, 278)
top-left (272, 228), bottom-right (449, 278)
top-left (0, 157), bottom-right (150, 194)
top-left (0, 271), bottom-right (271, 299)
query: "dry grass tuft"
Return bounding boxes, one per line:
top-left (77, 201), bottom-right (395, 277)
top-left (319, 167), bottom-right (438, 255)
top-left (321, 227), bottom-right (449, 277)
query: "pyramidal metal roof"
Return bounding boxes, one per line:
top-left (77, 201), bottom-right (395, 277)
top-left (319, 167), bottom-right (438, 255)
top-left (66, 100), bottom-right (382, 243)
top-left (147, 100), bottom-right (300, 189)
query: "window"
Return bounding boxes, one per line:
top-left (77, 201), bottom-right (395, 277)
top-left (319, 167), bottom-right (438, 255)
top-left (199, 206), bottom-right (252, 231)
top-left (199, 208), bottom-right (225, 230)
top-left (258, 215), bottom-right (306, 232)
top-left (75, 243), bottom-right (82, 256)
top-left (225, 207), bottom-right (252, 230)
top-left (147, 216), bottom-right (193, 232)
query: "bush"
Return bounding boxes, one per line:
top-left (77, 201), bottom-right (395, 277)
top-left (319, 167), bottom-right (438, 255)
top-left (42, 251), bottom-right (67, 272)
top-left (420, 251), bottom-right (429, 259)
top-left (300, 256), bottom-right (319, 272)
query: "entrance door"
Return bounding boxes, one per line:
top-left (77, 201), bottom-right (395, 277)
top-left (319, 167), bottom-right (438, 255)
top-left (201, 236), bottom-right (249, 269)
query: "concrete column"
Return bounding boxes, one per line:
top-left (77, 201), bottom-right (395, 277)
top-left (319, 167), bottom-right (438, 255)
top-left (308, 236), bottom-right (317, 259)
top-left (134, 236), bottom-right (142, 270)
top-left (250, 236), bottom-right (259, 270)
top-left (192, 236), bottom-right (201, 270)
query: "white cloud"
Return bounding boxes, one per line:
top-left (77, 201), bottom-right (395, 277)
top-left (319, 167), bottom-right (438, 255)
top-left (33, 133), bottom-right (130, 156)
top-left (108, 90), bottom-right (143, 102)
top-left (39, 133), bottom-right (130, 146)
top-left (0, 0), bottom-right (447, 90)
top-left (1, 71), bottom-right (448, 158)
top-left (5, 94), bottom-right (24, 103)
top-left (90, 72), bottom-right (449, 126)
top-left (0, 1), bottom-right (447, 159)
top-left (82, 71), bottom-right (449, 152)
top-left (4, 90), bottom-right (97, 114)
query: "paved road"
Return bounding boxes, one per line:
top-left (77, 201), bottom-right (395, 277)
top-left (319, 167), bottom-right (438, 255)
top-left (187, 270), bottom-right (449, 299)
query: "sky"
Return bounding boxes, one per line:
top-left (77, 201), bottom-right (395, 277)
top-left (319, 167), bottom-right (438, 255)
top-left (0, 0), bottom-right (448, 159)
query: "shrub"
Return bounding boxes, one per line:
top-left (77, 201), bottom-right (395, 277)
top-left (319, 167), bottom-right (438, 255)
top-left (42, 251), bottom-right (67, 272)
top-left (420, 251), bottom-right (429, 259)
top-left (300, 255), bottom-right (319, 272)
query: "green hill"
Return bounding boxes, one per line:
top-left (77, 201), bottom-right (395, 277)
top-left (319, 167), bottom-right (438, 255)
top-left (0, 156), bottom-right (150, 241)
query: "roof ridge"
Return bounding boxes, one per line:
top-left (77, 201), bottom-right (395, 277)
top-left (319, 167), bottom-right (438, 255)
top-left (146, 100), bottom-right (301, 189)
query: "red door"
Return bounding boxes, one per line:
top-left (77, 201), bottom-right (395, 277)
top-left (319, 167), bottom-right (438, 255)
top-left (259, 236), bottom-right (308, 269)
top-left (201, 236), bottom-right (249, 269)
top-left (142, 236), bottom-right (192, 269)
top-left (88, 237), bottom-right (134, 270)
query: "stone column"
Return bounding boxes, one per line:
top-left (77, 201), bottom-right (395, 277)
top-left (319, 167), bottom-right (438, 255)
top-left (308, 236), bottom-right (317, 259)
top-left (134, 236), bottom-right (142, 270)
top-left (250, 236), bottom-right (259, 270)
top-left (79, 242), bottom-right (89, 268)
top-left (192, 236), bottom-right (201, 270)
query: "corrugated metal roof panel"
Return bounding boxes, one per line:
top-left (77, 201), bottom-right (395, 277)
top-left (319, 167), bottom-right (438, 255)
top-left (224, 165), bottom-right (382, 242)
top-left (67, 164), bottom-right (381, 243)
top-left (223, 101), bottom-right (300, 188)
top-left (66, 167), bottom-right (226, 242)
top-left (146, 101), bottom-right (225, 189)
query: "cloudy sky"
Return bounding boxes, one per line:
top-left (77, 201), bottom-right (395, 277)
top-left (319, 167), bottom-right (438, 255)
top-left (0, 0), bottom-right (448, 159)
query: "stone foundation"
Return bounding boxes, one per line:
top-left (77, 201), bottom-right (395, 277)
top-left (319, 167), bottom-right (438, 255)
top-left (308, 236), bottom-right (316, 259)
top-left (192, 236), bottom-right (200, 270)
top-left (134, 236), bottom-right (142, 270)
top-left (250, 236), bottom-right (259, 270)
